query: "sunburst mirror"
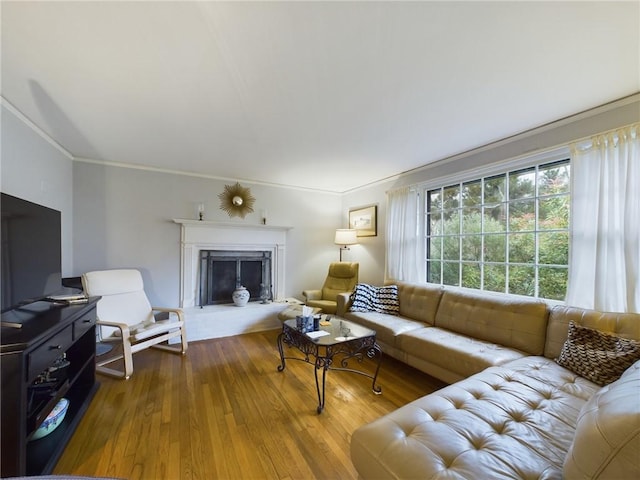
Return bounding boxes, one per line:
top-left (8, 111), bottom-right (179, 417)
top-left (218, 182), bottom-right (256, 218)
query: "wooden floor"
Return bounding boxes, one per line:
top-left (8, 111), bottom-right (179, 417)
top-left (54, 328), bottom-right (445, 480)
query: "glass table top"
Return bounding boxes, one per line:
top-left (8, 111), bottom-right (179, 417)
top-left (283, 316), bottom-right (376, 346)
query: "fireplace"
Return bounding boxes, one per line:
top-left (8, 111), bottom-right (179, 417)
top-left (199, 250), bottom-right (272, 305)
top-left (173, 219), bottom-right (290, 308)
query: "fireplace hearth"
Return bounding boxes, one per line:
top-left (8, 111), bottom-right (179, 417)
top-left (199, 250), bottom-right (272, 306)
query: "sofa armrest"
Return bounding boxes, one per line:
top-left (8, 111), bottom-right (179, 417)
top-left (302, 289), bottom-right (322, 302)
top-left (563, 361), bottom-right (640, 479)
top-left (336, 292), bottom-right (352, 317)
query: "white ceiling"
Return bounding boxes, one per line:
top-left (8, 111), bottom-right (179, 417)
top-left (2, 1), bottom-right (639, 193)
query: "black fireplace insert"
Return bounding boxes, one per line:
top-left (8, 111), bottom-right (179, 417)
top-left (199, 250), bottom-right (272, 306)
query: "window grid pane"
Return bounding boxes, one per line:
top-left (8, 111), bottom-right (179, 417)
top-left (424, 159), bottom-right (569, 300)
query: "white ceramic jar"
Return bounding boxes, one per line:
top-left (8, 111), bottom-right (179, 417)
top-left (232, 286), bottom-right (250, 306)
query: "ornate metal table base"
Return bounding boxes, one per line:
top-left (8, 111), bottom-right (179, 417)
top-left (277, 320), bottom-right (382, 414)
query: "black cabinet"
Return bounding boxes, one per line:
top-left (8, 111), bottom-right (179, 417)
top-left (1, 298), bottom-right (100, 477)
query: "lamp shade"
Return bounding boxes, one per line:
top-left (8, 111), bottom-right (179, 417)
top-left (334, 229), bottom-right (358, 246)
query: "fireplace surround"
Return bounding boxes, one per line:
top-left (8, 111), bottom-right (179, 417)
top-left (199, 249), bottom-right (272, 305)
top-left (173, 219), bottom-right (290, 308)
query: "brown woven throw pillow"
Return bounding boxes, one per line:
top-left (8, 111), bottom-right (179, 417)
top-left (556, 321), bottom-right (640, 386)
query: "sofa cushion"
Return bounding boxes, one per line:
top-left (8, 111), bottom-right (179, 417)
top-left (398, 327), bottom-right (527, 380)
top-left (349, 283), bottom-right (399, 315)
top-left (556, 322), bottom-right (640, 386)
top-left (544, 305), bottom-right (640, 359)
top-left (351, 356), bottom-right (600, 480)
top-left (563, 360), bottom-right (640, 479)
top-left (391, 281), bottom-right (443, 326)
top-left (341, 311), bottom-right (425, 348)
top-left (434, 289), bottom-right (549, 355)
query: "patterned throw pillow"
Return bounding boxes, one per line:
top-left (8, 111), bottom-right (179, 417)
top-left (556, 322), bottom-right (640, 386)
top-left (349, 283), bottom-right (400, 315)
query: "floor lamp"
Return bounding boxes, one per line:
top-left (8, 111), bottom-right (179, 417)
top-left (335, 229), bottom-right (358, 261)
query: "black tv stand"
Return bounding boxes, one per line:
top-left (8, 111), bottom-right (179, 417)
top-left (1, 297), bottom-right (100, 477)
top-left (1, 300), bottom-right (65, 328)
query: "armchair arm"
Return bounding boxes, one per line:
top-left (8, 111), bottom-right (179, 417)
top-left (336, 292), bottom-right (353, 317)
top-left (96, 319), bottom-right (131, 341)
top-left (302, 289), bottom-right (322, 302)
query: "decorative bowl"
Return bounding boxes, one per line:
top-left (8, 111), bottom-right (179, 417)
top-left (31, 397), bottom-right (69, 440)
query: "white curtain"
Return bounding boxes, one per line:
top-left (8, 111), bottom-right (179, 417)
top-left (385, 186), bottom-right (423, 283)
top-left (566, 123), bottom-right (640, 313)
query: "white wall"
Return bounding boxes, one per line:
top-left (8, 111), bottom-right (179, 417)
top-left (1, 103), bottom-right (75, 276)
top-left (336, 183), bottom-right (388, 286)
top-left (71, 162), bottom-right (342, 306)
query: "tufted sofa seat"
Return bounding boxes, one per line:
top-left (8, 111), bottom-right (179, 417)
top-left (347, 282), bottom-right (640, 479)
top-left (351, 356), bottom-right (640, 479)
top-left (351, 357), bottom-right (599, 479)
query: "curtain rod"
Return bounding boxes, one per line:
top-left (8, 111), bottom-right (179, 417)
top-left (570, 121), bottom-right (639, 152)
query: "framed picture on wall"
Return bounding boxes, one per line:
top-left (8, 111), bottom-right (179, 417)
top-left (349, 205), bottom-right (377, 237)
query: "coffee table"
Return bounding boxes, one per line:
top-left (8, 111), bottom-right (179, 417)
top-left (276, 316), bottom-right (382, 413)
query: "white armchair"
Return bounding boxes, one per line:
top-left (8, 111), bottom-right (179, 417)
top-left (82, 269), bottom-right (188, 379)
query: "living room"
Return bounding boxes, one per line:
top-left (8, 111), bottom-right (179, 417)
top-left (1, 1), bottom-right (639, 479)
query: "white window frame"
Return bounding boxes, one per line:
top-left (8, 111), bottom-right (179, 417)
top-left (420, 146), bottom-right (571, 300)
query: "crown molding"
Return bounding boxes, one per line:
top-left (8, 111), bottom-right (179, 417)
top-left (73, 156), bottom-right (342, 196)
top-left (1, 96), bottom-right (74, 160)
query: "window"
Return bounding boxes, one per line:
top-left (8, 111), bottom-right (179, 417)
top-left (425, 159), bottom-right (570, 300)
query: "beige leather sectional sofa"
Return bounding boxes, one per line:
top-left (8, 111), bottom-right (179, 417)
top-left (336, 281), bottom-right (640, 479)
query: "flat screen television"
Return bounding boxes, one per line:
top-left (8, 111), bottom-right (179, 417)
top-left (1, 193), bottom-right (62, 313)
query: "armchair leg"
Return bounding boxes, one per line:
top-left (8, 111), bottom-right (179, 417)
top-left (151, 325), bottom-right (188, 355)
top-left (96, 347), bottom-right (134, 380)
top-left (96, 364), bottom-right (132, 380)
top-left (152, 344), bottom-right (186, 354)
top-left (96, 327), bottom-right (187, 380)
top-left (180, 325), bottom-right (188, 354)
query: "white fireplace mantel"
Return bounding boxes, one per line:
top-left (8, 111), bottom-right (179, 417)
top-left (173, 219), bottom-right (292, 308)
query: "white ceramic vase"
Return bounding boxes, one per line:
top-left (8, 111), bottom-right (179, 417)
top-left (232, 286), bottom-right (250, 307)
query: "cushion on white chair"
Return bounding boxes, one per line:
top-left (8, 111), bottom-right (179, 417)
top-left (83, 270), bottom-right (154, 338)
top-left (82, 269), bottom-right (145, 296)
top-left (129, 319), bottom-right (183, 342)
